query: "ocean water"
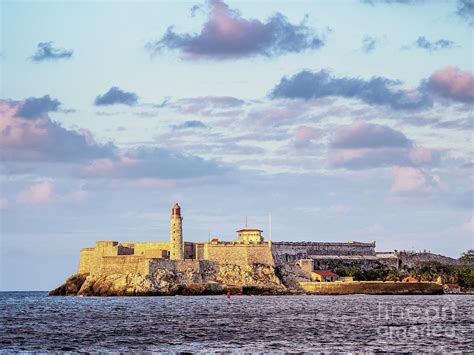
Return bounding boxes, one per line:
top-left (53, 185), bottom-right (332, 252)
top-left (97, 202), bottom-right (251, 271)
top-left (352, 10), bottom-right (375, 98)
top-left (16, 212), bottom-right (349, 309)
top-left (0, 292), bottom-right (472, 352)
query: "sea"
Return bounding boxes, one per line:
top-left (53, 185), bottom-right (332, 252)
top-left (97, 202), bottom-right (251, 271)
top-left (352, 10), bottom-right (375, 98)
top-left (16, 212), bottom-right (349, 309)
top-left (0, 292), bottom-right (472, 353)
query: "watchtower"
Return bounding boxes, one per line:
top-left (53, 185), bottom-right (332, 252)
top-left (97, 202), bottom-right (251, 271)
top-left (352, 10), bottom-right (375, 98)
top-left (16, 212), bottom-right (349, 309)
top-left (170, 203), bottom-right (183, 260)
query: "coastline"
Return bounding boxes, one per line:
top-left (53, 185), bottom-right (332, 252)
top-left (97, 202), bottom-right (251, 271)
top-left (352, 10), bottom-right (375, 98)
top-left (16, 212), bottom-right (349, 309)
top-left (49, 271), bottom-right (446, 296)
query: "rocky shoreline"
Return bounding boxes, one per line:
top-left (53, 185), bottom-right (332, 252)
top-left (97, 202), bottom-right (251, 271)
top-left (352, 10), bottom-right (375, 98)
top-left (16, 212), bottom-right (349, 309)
top-left (49, 263), bottom-right (294, 296)
top-left (49, 262), bottom-right (446, 296)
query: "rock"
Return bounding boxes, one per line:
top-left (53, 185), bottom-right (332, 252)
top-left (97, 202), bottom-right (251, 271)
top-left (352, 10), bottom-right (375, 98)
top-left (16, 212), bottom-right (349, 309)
top-left (50, 262), bottom-right (292, 296)
top-left (275, 262), bottom-right (310, 293)
top-left (48, 273), bottom-right (89, 296)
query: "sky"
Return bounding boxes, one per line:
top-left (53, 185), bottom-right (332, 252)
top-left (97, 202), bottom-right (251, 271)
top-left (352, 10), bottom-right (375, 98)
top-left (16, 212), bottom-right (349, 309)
top-left (0, 0), bottom-right (473, 291)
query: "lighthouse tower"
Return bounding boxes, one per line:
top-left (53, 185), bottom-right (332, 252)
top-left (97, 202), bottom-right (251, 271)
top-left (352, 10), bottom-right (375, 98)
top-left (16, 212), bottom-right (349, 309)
top-left (169, 203), bottom-right (183, 260)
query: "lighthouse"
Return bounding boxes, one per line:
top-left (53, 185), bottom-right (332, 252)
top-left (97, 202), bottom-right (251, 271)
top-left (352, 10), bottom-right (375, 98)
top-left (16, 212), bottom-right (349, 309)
top-left (169, 203), bottom-right (184, 260)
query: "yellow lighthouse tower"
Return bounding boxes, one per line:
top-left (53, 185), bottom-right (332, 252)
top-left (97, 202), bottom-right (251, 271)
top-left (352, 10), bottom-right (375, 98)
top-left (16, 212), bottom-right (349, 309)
top-left (169, 203), bottom-right (183, 260)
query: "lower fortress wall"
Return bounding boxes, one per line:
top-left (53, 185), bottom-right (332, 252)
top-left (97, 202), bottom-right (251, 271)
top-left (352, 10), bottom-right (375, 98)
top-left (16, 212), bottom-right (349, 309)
top-left (82, 252), bottom-right (217, 278)
top-left (300, 281), bottom-right (444, 295)
top-left (92, 256), bottom-right (149, 276)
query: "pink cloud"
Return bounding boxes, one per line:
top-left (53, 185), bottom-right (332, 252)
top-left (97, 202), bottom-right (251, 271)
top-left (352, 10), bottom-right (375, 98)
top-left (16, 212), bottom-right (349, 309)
top-left (330, 149), bottom-right (366, 165)
top-left (329, 122), bottom-right (437, 169)
top-left (427, 67), bottom-right (474, 103)
top-left (17, 181), bottom-right (56, 205)
top-left (390, 167), bottom-right (445, 198)
top-left (331, 121), bottom-right (411, 149)
top-left (294, 126), bottom-right (319, 148)
top-left (16, 181), bottom-right (89, 205)
top-left (148, 0), bottom-right (324, 59)
top-left (81, 147), bottom-right (227, 180)
top-left (0, 102), bottom-right (50, 160)
top-left (81, 157), bottom-right (140, 178)
top-left (391, 167), bottom-right (428, 194)
top-left (330, 146), bottom-right (435, 170)
top-left (409, 147), bottom-right (432, 165)
top-left (0, 100), bottom-right (115, 162)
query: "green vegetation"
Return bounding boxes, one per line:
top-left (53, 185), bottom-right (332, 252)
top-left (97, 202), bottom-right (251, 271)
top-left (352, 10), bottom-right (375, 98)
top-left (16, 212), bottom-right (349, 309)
top-left (335, 265), bottom-right (391, 281)
top-left (412, 262), bottom-right (474, 289)
top-left (335, 262), bottom-right (474, 289)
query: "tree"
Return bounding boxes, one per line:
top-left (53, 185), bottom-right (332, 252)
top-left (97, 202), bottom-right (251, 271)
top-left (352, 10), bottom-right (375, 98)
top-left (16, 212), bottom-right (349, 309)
top-left (455, 266), bottom-right (474, 288)
top-left (459, 249), bottom-right (474, 263)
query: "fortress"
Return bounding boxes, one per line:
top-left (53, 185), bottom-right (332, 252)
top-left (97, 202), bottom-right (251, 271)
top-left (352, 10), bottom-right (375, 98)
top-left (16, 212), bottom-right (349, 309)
top-left (51, 202), bottom-right (460, 296)
top-left (77, 203), bottom-right (382, 278)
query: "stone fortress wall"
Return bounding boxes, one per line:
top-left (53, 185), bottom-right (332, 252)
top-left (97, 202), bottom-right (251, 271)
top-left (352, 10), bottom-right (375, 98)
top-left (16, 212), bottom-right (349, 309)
top-left (204, 242), bottom-right (274, 266)
top-left (78, 242), bottom-right (149, 276)
top-left (77, 240), bottom-right (276, 276)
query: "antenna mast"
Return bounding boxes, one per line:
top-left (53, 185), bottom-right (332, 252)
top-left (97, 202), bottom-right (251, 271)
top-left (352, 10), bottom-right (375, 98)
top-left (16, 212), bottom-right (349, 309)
top-left (269, 213), bottom-right (272, 242)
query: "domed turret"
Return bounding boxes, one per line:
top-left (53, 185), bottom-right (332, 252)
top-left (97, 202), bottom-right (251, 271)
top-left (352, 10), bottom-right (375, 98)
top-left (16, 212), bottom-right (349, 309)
top-left (172, 203), bottom-right (181, 217)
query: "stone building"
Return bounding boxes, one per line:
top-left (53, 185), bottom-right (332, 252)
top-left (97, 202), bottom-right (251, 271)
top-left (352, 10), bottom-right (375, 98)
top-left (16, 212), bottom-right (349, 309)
top-left (237, 229), bottom-right (264, 243)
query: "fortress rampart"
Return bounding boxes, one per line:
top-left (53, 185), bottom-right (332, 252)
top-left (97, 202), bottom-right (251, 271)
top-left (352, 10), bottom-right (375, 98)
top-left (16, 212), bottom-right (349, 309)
top-left (94, 255), bottom-right (149, 276)
top-left (300, 281), bottom-right (444, 295)
top-left (204, 242), bottom-right (274, 266)
top-left (78, 242), bottom-right (149, 275)
top-left (271, 241), bottom-right (376, 263)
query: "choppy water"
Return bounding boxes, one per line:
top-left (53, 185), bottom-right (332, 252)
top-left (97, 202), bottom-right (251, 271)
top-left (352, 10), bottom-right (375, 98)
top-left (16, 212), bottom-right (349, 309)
top-left (0, 292), bottom-right (473, 352)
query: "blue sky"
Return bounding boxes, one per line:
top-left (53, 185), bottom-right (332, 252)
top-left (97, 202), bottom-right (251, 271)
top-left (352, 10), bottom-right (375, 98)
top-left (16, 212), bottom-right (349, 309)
top-left (1, 0), bottom-right (473, 290)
